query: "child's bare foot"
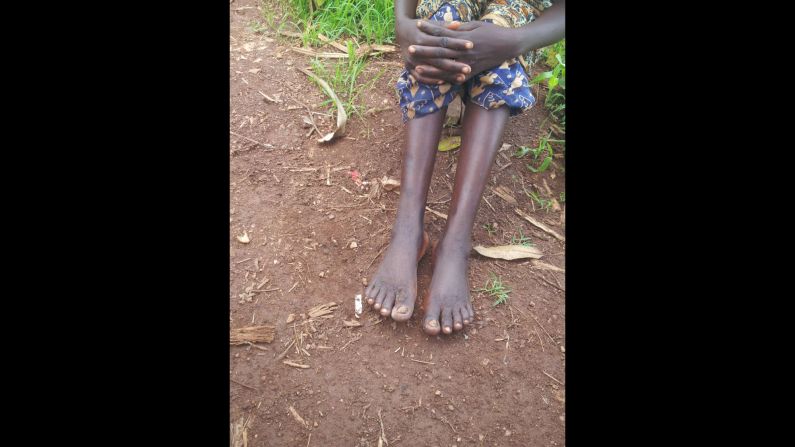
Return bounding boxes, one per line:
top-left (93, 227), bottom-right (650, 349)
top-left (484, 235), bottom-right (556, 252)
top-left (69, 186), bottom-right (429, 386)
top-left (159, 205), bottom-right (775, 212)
top-left (364, 224), bottom-right (428, 321)
top-left (423, 237), bottom-right (475, 335)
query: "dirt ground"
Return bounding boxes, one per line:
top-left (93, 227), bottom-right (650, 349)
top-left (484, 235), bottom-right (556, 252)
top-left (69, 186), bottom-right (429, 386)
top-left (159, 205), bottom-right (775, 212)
top-left (230, 1), bottom-right (565, 445)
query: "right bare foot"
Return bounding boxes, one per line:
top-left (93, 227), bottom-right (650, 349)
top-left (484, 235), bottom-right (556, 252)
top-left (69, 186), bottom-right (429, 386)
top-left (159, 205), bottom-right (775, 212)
top-left (364, 224), bottom-right (428, 322)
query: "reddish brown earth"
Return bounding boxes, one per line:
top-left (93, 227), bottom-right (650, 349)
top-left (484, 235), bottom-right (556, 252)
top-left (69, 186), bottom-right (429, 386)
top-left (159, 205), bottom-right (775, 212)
top-left (230, 1), bottom-right (565, 445)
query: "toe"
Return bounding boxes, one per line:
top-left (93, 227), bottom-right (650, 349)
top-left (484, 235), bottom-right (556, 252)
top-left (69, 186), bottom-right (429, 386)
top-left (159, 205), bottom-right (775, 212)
top-left (441, 307), bottom-right (454, 334)
top-left (423, 301), bottom-right (442, 335)
top-left (453, 307), bottom-right (463, 331)
top-left (373, 287), bottom-right (387, 310)
top-left (380, 287), bottom-right (396, 315)
top-left (391, 288), bottom-right (415, 322)
top-left (460, 305), bottom-right (471, 325)
top-left (366, 283), bottom-right (379, 305)
top-left (467, 302), bottom-right (475, 321)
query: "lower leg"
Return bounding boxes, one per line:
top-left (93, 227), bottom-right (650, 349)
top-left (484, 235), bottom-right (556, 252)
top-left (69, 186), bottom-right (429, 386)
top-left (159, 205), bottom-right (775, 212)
top-left (365, 109), bottom-right (446, 320)
top-left (423, 104), bottom-right (510, 335)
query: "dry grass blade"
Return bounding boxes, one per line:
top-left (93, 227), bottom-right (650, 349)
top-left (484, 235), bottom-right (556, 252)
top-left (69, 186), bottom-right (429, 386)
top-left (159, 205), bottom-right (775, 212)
top-left (317, 34), bottom-right (349, 52)
top-left (289, 405), bottom-right (310, 428)
top-left (343, 320), bottom-right (362, 327)
top-left (531, 259), bottom-right (565, 273)
top-left (425, 206), bottom-right (448, 220)
top-left (277, 30), bottom-right (304, 38)
top-left (284, 360), bottom-right (310, 369)
top-left (515, 208), bottom-right (565, 241)
top-left (491, 186), bottom-right (518, 206)
top-left (290, 47), bottom-right (349, 58)
top-left (307, 302), bottom-right (338, 318)
top-left (230, 416), bottom-right (248, 447)
top-left (473, 245), bottom-right (543, 260)
top-left (297, 67), bottom-right (347, 143)
top-left (230, 325), bottom-right (275, 345)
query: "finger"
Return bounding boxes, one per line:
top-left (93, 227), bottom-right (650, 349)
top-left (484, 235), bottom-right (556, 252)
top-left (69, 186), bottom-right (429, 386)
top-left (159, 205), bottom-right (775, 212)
top-left (410, 68), bottom-right (445, 85)
top-left (408, 44), bottom-right (466, 59)
top-left (416, 21), bottom-right (473, 49)
top-left (415, 65), bottom-right (467, 84)
top-left (452, 21), bottom-right (482, 31)
top-left (417, 56), bottom-right (471, 74)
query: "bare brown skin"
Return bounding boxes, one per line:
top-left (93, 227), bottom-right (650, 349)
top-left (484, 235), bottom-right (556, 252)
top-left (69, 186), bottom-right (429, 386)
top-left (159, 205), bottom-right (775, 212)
top-left (364, 109), bottom-right (446, 321)
top-left (394, 0), bottom-right (474, 85)
top-left (403, 0), bottom-right (567, 85)
top-left (366, 1), bottom-right (564, 333)
top-left (423, 104), bottom-right (509, 335)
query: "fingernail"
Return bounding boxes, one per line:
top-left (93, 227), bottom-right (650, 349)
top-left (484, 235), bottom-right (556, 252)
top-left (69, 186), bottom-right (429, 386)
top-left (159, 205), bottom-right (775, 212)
top-left (416, 66), bottom-right (423, 73)
top-left (408, 46), bottom-right (415, 53)
top-left (417, 20), bottom-right (422, 27)
top-left (462, 66), bottom-right (471, 74)
top-left (437, 80), bottom-right (444, 85)
top-left (466, 42), bottom-right (473, 49)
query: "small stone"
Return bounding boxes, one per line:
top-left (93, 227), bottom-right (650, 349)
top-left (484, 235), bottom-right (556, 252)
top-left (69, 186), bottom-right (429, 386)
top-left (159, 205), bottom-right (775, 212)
top-left (313, 421), bottom-right (318, 427)
top-left (505, 430), bottom-right (512, 437)
top-left (319, 271), bottom-right (325, 277)
top-left (328, 214), bottom-right (335, 220)
top-left (234, 353), bottom-right (240, 358)
top-left (560, 345), bottom-right (565, 353)
top-left (481, 358), bottom-right (490, 366)
top-left (349, 241), bottom-right (358, 248)
top-left (362, 278), bottom-right (367, 286)
top-left (447, 405), bottom-right (454, 411)
top-left (435, 390), bottom-right (442, 396)
top-left (529, 301), bottom-right (535, 307)
top-left (479, 435), bottom-right (485, 442)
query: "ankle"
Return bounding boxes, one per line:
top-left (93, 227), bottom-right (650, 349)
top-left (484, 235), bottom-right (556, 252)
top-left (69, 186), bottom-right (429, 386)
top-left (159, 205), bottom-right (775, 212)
top-left (437, 234), bottom-right (471, 255)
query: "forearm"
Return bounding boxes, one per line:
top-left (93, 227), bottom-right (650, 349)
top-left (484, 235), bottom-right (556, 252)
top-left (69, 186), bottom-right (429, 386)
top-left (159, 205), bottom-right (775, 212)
top-left (395, 0), bottom-right (419, 26)
top-left (513, 0), bottom-right (565, 55)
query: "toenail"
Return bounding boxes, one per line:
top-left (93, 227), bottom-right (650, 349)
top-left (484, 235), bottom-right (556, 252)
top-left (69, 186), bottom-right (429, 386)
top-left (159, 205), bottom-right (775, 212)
top-left (381, 308), bottom-right (390, 315)
top-left (397, 306), bottom-right (409, 313)
top-left (427, 320), bottom-right (439, 328)
top-left (443, 326), bottom-right (451, 333)
top-left (463, 319), bottom-right (469, 324)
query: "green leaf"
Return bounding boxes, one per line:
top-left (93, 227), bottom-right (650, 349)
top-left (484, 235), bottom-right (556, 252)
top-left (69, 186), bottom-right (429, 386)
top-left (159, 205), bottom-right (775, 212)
top-left (548, 76), bottom-right (559, 89)
top-left (438, 135), bottom-right (461, 152)
top-left (538, 156), bottom-right (552, 172)
top-left (531, 71), bottom-right (554, 84)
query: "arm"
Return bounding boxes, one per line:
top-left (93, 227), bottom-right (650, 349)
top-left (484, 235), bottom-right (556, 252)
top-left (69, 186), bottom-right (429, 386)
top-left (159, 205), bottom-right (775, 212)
top-left (414, 0), bottom-right (565, 82)
top-left (394, 0), bottom-right (473, 84)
